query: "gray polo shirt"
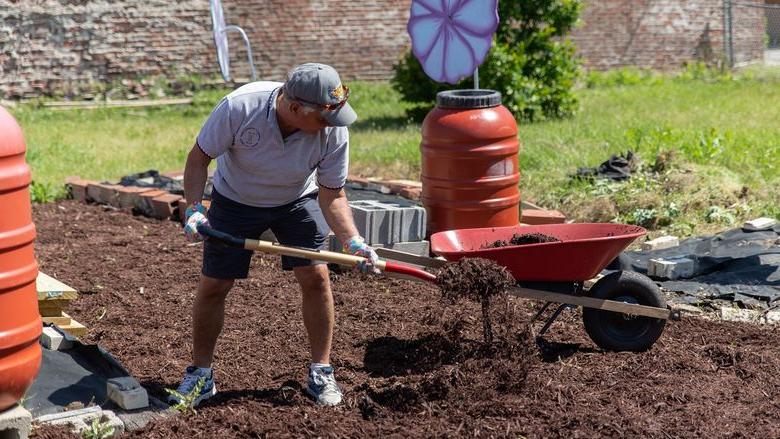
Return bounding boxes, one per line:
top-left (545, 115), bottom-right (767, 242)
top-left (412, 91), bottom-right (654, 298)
top-left (196, 81), bottom-right (349, 207)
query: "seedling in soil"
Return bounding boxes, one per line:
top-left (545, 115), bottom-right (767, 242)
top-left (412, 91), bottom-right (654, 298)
top-left (82, 416), bottom-right (115, 439)
top-left (165, 376), bottom-right (206, 414)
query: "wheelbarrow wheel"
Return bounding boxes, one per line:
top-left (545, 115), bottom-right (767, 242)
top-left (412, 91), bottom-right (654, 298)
top-left (582, 271), bottom-right (666, 352)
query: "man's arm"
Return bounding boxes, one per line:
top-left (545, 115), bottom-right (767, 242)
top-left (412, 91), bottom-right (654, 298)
top-left (184, 142), bottom-right (212, 207)
top-left (318, 186), bottom-right (359, 245)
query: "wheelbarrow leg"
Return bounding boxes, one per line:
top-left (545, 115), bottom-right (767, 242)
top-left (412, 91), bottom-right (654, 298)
top-left (531, 302), bottom-right (552, 323)
top-left (538, 303), bottom-right (572, 337)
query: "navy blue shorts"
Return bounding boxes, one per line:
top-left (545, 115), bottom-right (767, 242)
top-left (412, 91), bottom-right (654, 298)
top-left (202, 189), bottom-right (330, 279)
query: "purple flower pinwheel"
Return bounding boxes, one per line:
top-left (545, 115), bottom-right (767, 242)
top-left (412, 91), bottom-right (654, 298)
top-left (407, 0), bottom-right (499, 84)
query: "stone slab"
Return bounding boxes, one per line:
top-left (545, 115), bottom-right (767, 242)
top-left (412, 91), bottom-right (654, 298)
top-left (647, 257), bottom-right (695, 280)
top-left (107, 377), bottom-right (149, 410)
top-left (0, 404), bottom-right (32, 439)
top-left (641, 235), bottom-right (679, 251)
top-left (38, 408), bottom-right (124, 437)
top-left (41, 326), bottom-right (73, 351)
top-left (742, 217), bottom-right (777, 232)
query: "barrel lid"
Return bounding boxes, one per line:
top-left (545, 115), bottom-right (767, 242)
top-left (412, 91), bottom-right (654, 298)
top-left (0, 106), bottom-right (25, 157)
top-left (436, 89), bottom-right (502, 109)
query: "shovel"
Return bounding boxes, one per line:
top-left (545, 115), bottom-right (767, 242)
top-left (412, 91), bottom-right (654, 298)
top-left (197, 225), bottom-right (437, 283)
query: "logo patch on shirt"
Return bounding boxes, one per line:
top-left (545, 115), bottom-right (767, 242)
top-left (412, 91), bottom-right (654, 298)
top-left (329, 85), bottom-right (345, 101)
top-left (239, 127), bottom-right (260, 147)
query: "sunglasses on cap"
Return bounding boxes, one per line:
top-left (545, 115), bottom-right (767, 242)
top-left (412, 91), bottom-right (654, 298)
top-left (293, 85), bottom-right (350, 112)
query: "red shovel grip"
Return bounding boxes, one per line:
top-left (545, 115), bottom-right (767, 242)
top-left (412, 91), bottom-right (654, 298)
top-left (383, 261), bottom-right (437, 283)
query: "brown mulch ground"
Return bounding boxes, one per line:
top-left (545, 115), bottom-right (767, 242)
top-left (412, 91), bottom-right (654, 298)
top-left (31, 201), bottom-right (780, 438)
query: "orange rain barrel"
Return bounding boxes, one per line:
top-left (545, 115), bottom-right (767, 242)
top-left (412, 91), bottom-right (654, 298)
top-left (0, 105), bottom-right (41, 411)
top-left (421, 90), bottom-right (520, 234)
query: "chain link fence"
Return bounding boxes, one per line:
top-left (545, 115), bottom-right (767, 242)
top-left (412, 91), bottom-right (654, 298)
top-left (725, 0), bottom-right (780, 66)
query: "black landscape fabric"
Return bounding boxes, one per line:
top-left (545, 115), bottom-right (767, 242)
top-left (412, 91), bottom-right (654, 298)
top-left (623, 224), bottom-right (780, 308)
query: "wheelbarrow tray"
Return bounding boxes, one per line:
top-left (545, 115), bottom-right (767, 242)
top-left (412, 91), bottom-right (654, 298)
top-left (430, 223), bottom-right (646, 282)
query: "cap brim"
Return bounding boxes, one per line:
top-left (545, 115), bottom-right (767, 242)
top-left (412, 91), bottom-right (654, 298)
top-left (323, 102), bottom-right (357, 127)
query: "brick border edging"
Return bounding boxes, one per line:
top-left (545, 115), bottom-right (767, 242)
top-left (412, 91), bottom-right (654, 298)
top-left (65, 177), bottom-right (185, 221)
top-left (63, 174), bottom-right (425, 223)
top-left (64, 174), bottom-right (566, 225)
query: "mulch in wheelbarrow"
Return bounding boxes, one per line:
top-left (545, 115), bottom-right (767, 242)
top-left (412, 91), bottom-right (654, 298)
top-left (485, 232), bottom-right (561, 248)
top-left (32, 201), bottom-right (780, 438)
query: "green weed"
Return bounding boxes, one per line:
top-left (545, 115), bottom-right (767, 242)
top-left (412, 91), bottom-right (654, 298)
top-left (165, 376), bottom-right (205, 414)
top-left (82, 416), bottom-right (115, 439)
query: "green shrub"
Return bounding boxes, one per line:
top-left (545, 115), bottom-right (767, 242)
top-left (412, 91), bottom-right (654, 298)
top-left (392, 0), bottom-right (582, 122)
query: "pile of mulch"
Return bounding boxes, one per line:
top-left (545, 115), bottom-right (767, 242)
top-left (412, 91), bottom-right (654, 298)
top-left (32, 201), bottom-right (780, 437)
top-left (485, 232), bottom-right (561, 248)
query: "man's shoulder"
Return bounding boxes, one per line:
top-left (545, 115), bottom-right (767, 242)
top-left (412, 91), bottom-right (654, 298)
top-left (224, 81), bottom-right (283, 109)
top-left (324, 125), bottom-right (349, 142)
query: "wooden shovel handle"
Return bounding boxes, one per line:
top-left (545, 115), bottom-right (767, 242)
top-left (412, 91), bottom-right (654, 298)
top-left (243, 237), bottom-right (384, 269)
top-left (197, 225), bottom-right (438, 283)
top-left (198, 224), bottom-right (377, 267)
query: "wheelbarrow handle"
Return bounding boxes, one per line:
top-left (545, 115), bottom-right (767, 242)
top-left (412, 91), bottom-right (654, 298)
top-left (197, 225), bottom-right (437, 283)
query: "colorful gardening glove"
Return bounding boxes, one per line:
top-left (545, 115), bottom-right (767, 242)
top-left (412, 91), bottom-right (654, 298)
top-left (184, 202), bottom-right (210, 242)
top-left (343, 236), bottom-right (380, 274)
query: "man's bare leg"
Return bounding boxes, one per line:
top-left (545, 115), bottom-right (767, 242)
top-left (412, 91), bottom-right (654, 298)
top-left (293, 264), bottom-right (334, 364)
top-left (192, 275), bottom-right (234, 367)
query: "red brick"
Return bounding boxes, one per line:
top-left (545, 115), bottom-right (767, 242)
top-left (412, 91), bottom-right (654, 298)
top-left (520, 209), bottom-right (567, 225)
top-left (115, 186), bottom-right (155, 209)
top-left (65, 178), bottom-right (95, 202)
top-left (177, 199), bottom-right (188, 222)
top-left (399, 187), bottom-right (421, 201)
top-left (150, 193), bottom-right (183, 220)
top-left (136, 190), bottom-right (167, 216)
top-left (86, 183), bottom-right (121, 205)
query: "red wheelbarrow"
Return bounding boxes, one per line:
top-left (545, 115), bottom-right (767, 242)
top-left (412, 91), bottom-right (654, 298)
top-left (199, 222), bottom-right (677, 352)
top-left (379, 223), bottom-right (678, 352)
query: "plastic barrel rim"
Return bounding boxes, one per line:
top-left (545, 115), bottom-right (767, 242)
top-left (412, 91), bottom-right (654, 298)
top-left (436, 89), bottom-right (502, 109)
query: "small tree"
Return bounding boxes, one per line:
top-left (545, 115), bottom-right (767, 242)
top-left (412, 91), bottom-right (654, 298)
top-left (392, 0), bottom-right (582, 122)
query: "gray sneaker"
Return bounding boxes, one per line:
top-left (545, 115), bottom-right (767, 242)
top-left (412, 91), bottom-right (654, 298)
top-left (168, 365), bottom-right (216, 407)
top-left (307, 365), bottom-right (343, 406)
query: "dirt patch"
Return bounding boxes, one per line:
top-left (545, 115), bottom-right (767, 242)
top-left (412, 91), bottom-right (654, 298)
top-left (30, 201), bottom-right (780, 438)
top-left (485, 232), bottom-right (561, 248)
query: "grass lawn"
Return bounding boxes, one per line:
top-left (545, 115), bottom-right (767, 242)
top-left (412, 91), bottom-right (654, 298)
top-left (9, 67), bottom-right (780, 237)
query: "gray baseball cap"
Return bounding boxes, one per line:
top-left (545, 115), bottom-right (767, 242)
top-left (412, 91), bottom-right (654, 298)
top-left (283, 63), bottom-right (357, 127)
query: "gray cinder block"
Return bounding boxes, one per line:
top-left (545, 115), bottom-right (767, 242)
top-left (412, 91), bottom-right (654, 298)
top-left (349, 199), bottom-right (426, 245)
top-left (647, 257), bottom-right (695, 280)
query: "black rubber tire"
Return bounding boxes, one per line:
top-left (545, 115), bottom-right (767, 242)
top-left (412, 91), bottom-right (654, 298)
top-left (605, 252), bottom-right (633, 271)
top-left (582, 271), bottom-right (667, 352)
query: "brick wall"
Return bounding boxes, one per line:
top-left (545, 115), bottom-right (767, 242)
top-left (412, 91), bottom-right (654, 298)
top-left (729, 2), bottom-right (767, 65)
top-left (0, 1), bottom-right (768, 98)
top-left (0, 0), bottom-right (411, 99)
top-left (570, 0), bottom-right (764, 70)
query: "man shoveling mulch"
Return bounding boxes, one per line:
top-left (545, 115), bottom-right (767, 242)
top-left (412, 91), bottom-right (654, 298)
top-left (32, 201), bottom-right (780, 438)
